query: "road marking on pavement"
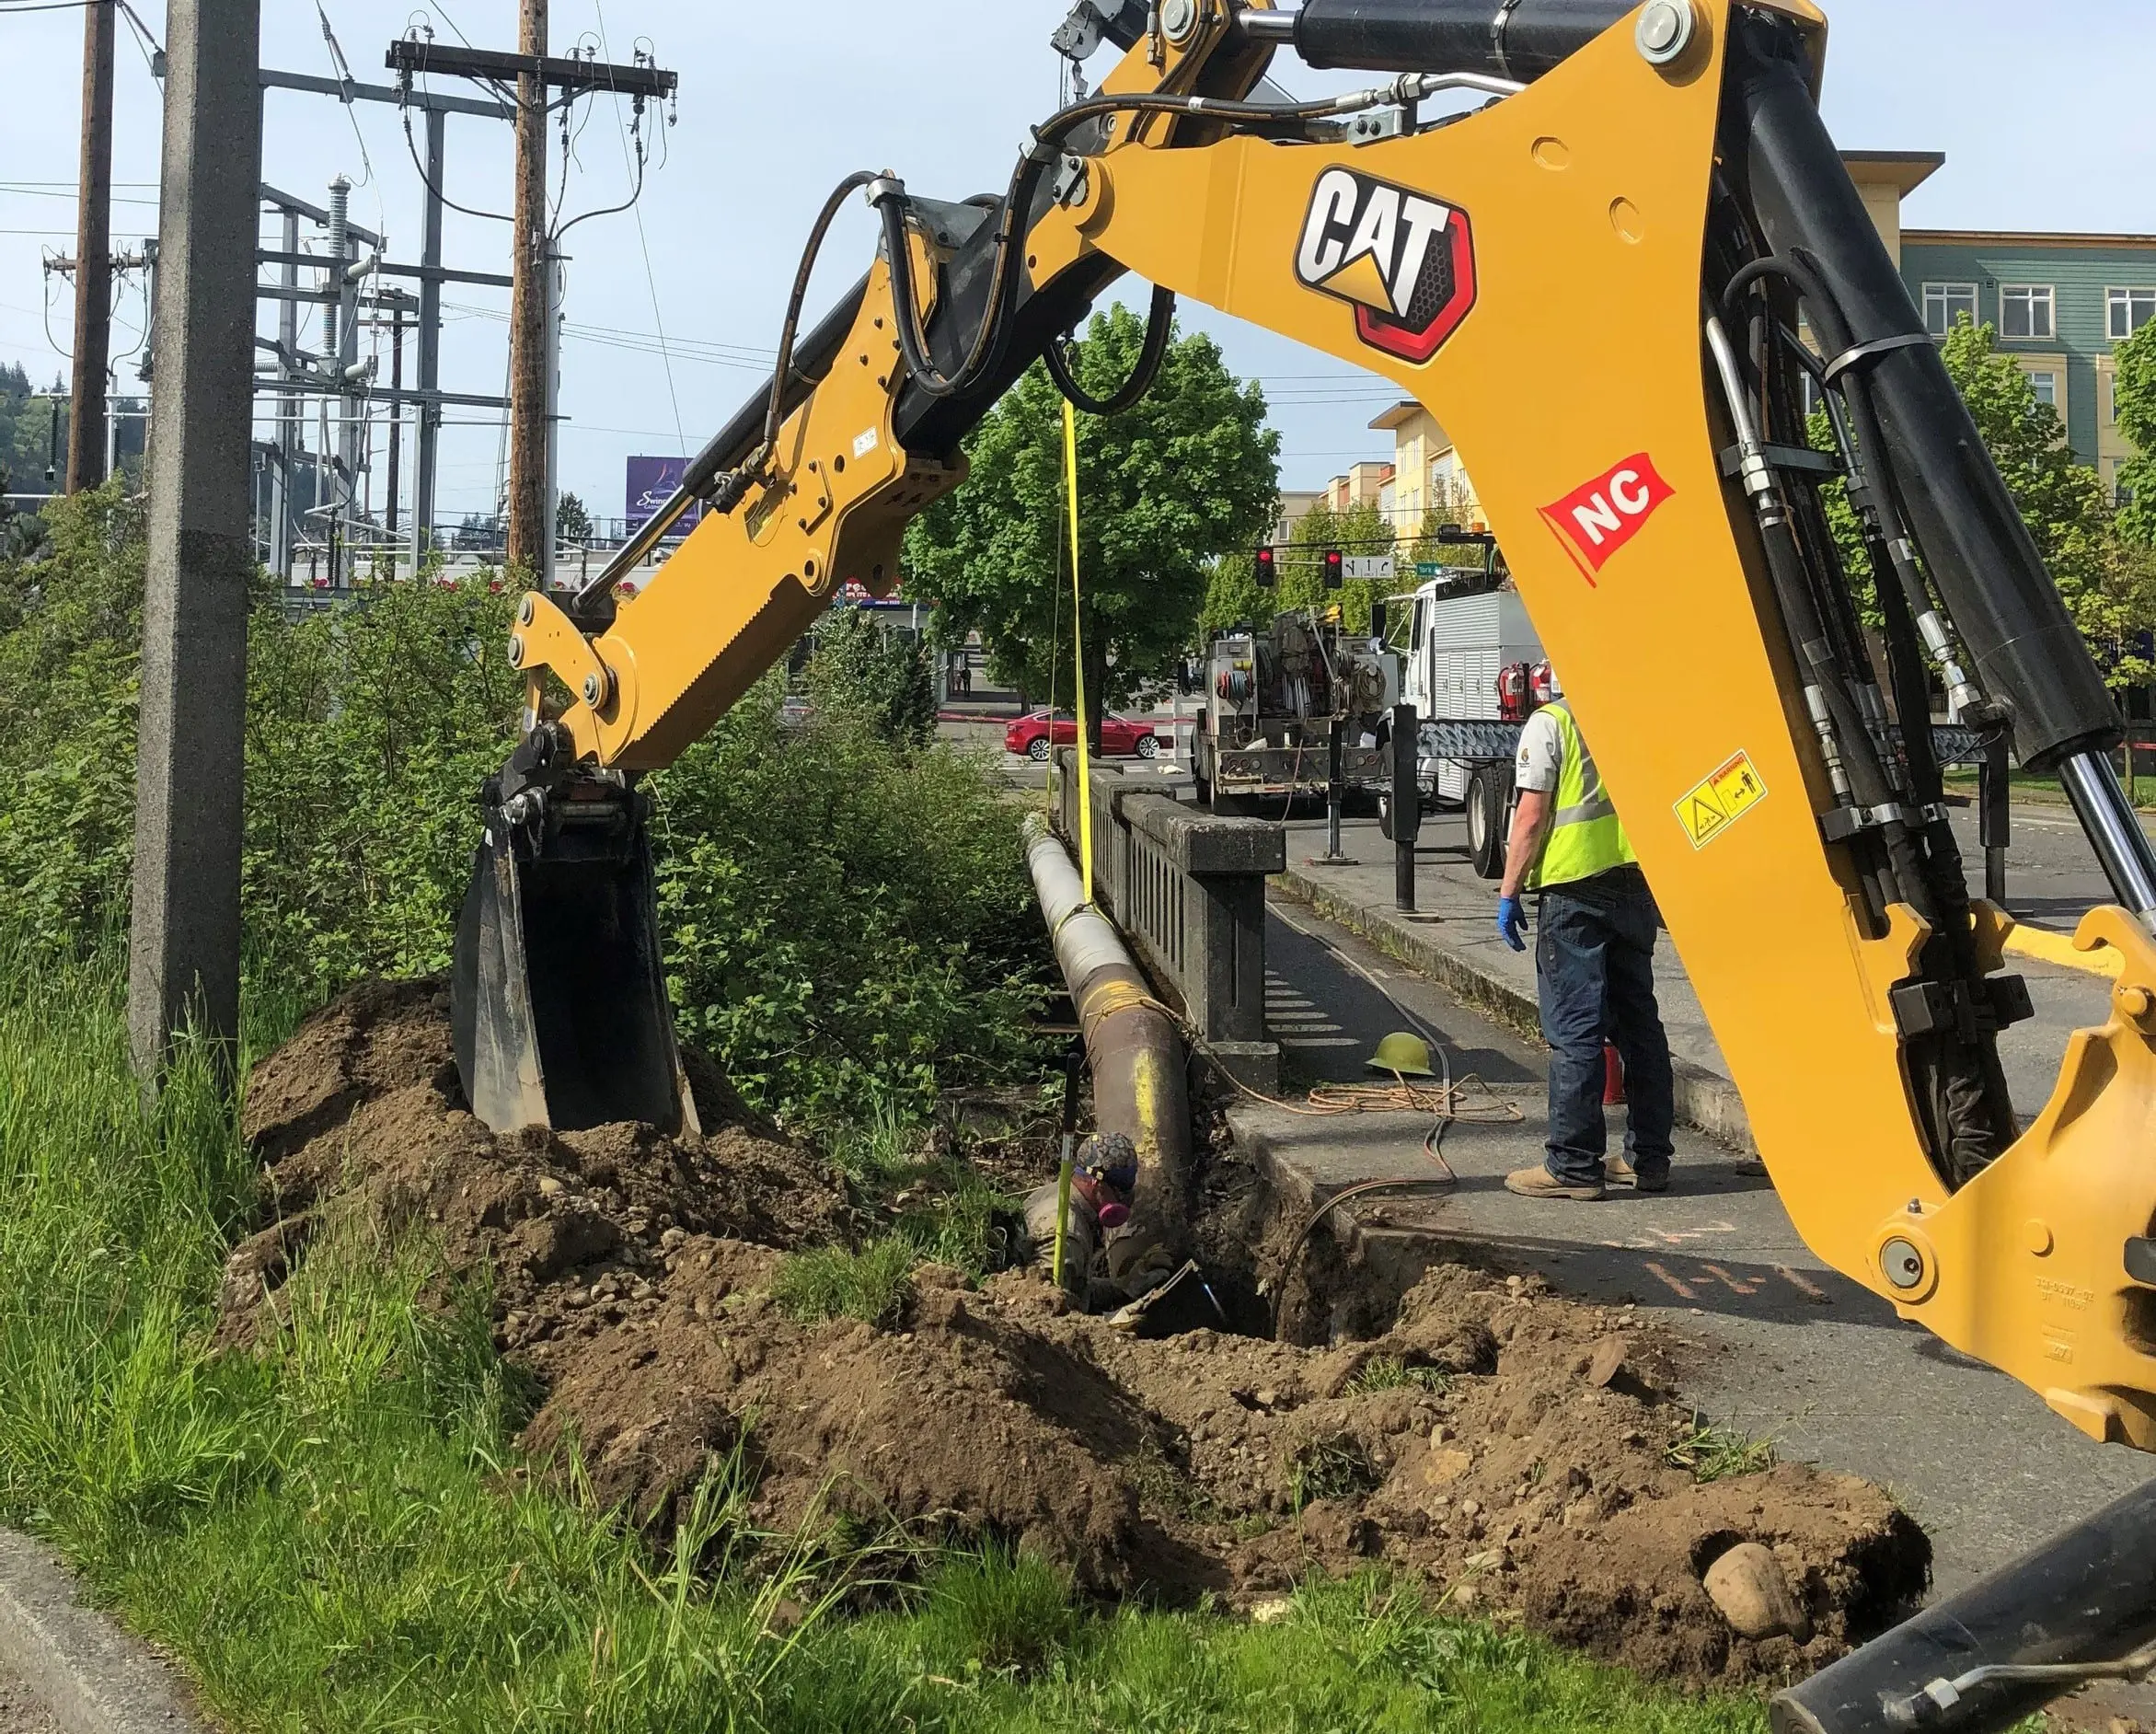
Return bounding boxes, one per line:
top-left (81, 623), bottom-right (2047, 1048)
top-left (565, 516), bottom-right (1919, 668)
top-left (2001, 923), bottom-right (2123, 979)
top-left (1643, 1261), bottom-right (1697, 1300)
top-left (1701, 1263), bottom-right (1762, 1296)
top-left (1777, 1265), bottom-right (1830, 1301)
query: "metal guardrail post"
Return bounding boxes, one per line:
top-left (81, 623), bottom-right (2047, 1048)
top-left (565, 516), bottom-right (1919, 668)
top-left (1391, 702), bottom-right (1422, 913)
top-left (1980, 734), bottom-right (2012, 907)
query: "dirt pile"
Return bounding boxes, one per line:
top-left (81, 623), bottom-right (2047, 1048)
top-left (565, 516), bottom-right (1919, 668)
top-left (229, 980), bottom-right (1931, 1687)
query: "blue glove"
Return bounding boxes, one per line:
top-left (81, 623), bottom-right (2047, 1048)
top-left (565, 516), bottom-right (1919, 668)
top-left (1496, 896), bottom-right (1528, 952)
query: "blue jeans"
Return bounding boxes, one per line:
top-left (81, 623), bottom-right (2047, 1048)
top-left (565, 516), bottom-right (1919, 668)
top-left (1535, 865), bottom-right (1675, 1186)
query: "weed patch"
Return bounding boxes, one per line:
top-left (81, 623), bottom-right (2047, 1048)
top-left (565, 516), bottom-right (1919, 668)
top-left (1287, 1437), bottom-right (1383, 1510)
top-left (1666, 1417), bottom-right (1779, 1484)
top-left (770, 1238), bottom-right (919, 1327)
top-left (1347, 1355), bottom-right (1452, 1397)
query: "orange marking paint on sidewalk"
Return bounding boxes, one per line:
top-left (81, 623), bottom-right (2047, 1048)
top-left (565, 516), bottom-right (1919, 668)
top-left (1701, 1264), bottom-right (1760, 1296)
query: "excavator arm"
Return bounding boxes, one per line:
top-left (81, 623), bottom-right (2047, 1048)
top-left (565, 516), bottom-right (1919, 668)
top-left (458, 8), bottom-right (2156, 1717)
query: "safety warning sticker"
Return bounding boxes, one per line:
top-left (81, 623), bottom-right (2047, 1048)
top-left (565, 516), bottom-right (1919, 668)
top-left (1676, 751), bottom-right (1769, 850)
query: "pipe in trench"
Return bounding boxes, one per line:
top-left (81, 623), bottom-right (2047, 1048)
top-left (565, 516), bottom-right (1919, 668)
top-left (1021, 813), bottom-right (1192, 1285)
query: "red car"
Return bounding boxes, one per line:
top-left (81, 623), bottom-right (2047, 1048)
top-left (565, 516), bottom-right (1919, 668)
top-left (1004, 710), bottom-right (1162, 762)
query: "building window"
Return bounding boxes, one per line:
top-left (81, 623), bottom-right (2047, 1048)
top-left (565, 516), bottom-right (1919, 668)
top-left (1923, 283), bottom-right (1977, 337)
top-left (2026, 369), bottom-right (2058, 410)
top-left (2110, 287), bottom-right (2156, 341)
top-left (2000, 285), bottom-right (2055, 341)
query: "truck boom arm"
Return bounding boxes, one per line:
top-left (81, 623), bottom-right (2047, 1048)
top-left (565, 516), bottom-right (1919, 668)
top-left (477, 0), bottom-right (2156, 1473)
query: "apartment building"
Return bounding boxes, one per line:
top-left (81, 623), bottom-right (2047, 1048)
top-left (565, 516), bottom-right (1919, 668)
top-left (1348, 152), bottom-right (2153, 523)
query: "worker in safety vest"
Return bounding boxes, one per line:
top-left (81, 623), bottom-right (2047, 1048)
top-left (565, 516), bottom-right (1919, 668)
top-left (1495, 681), bottom-right (1675, 1201)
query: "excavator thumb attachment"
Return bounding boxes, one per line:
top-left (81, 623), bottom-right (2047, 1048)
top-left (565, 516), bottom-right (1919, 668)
top-left (451, 734), bottom-right (697, 1138)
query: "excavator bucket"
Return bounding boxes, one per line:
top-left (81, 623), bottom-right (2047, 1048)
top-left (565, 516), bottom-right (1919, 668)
top-left (451, 774), bottom-right (698, 1138)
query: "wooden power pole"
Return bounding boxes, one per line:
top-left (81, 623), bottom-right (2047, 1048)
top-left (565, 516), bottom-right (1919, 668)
top-left (384, 32), bottom-right (674, 573)
top-left (505, 0), bottom-right (548, 574)
top-left (67, 0), bottom-right (116, 494)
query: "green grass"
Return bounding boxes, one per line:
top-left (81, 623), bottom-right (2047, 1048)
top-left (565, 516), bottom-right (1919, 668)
top-left (0, 953), bottom-right (1773, 1733)
top-left (1347, 1355), bottom-right (1452, 1397)
top-left (1943, 762), bottom-right (2156, 811)
top-left (1666, 1418), bottom-right (1779, 1484)
top-left (769, 1238), bottom-right (919, 1328)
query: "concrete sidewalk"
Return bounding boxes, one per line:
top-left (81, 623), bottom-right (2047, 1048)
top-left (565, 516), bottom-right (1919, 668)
top-left (1239, 895), bottom-right (2156, 1609)
top-left (1271, 812), bottom-right (2118, 1143)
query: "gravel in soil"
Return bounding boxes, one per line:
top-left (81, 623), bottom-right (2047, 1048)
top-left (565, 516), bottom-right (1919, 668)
top-left (229, 979), bottom-right (1933, 1689)
top-left (0, 1666), bottom-right (58, 1734)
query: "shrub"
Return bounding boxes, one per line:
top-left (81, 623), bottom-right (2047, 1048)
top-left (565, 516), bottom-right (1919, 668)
top-left (0, 499), bottom-right (1051, 1123)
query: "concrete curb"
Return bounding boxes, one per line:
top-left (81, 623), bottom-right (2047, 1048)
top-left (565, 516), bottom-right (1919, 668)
top-left (2003, 923), bottom-right (2122, 979)
top-left (0, 1532), bottom-right (205, 1734)
top-left (1273, 864), bottom-right (1758, 1155)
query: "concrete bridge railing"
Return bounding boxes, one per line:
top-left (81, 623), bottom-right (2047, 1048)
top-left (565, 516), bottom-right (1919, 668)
top-left (1052, 749), bottom-right (1283, 1091)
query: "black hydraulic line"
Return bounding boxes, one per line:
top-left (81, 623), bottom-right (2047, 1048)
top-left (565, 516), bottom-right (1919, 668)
top-left (1771, 1479), bottom-right (2156, 1734)
top-left (1044, 283), bottom-right (1178, 415)
top-left (1720, 254), bottom-right (2019, 1183)
top-left (762, 172), bottom-right (884, 465)
top-left (874, 82), bottom-right (1393, 410)
top-left (1725, 13), bottom-right (2121, 773)
top-left (1259, 0), bottom-right (1631, 79)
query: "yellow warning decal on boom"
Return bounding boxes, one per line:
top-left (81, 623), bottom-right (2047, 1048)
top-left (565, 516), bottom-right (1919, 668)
top-left (1677, 751), bottom-right (1769, 850)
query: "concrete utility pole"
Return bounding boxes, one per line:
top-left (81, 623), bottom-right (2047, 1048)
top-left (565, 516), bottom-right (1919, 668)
top-left (505, 0), bottom-right (548, 575)
top-left (129, 0), bottom-right (263, 1084)
top-left (67, 0), bottom-right (116, 493)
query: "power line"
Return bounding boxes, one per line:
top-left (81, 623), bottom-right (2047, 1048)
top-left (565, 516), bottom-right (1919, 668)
top-left (593, 0), bottom-right (682, 458)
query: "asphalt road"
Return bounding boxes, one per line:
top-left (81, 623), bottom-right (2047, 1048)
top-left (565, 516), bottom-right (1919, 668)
top-left (1976, 797), bottom-right (2154, 932)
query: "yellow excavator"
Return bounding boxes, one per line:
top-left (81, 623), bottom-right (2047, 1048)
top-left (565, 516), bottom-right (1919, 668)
top-left (450, 3), bottom-right (2156, 1725)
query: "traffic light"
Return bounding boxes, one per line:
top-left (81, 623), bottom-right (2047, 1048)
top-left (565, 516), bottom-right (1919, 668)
top-left (1255, 545), bottom-right (1276, 588)
top-left (1324, 549), bottom-right (1345, 590)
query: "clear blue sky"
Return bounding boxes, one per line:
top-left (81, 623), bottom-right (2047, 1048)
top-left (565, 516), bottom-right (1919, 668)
top-left (0, 0), bottom-right (2150, 521)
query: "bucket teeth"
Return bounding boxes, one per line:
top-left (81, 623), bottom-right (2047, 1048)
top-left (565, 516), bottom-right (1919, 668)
top-left (451, 775), bottom-right (698, 1138)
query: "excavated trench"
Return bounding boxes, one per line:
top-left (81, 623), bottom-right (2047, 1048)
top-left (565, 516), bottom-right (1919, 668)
top-left (224, 977), bottom-right (1933, 1688)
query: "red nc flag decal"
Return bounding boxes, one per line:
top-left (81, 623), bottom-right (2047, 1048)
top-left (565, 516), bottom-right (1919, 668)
top-left (1538, 454), bottom-right (1676, 584)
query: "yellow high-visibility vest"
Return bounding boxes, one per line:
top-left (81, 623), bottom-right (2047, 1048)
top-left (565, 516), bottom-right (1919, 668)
top-left (1528, 701), bottom-right (1637, 892)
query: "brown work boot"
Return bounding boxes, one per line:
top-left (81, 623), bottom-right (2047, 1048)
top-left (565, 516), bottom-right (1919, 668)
top-left (1505, 1165), bottom-right (1606, 1202)
top-left (1606, 1156), bottom-right (1672, 1195)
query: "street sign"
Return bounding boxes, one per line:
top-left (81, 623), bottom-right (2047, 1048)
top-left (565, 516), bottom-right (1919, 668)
top-left (1415, 562), bottom-right (1447, 578)
top-left (1342, 555), bottom-right (1395, 582)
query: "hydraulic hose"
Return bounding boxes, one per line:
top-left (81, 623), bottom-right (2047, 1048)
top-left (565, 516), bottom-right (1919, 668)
top-left (1725, 13), bottom-right (2119, 772)
top-left (1715, 263), bottom-right (2017, 1182)
top-left (871, 73), bottom-right (1516, 405)
top-left (1045, 283), bottom-right (1178, 415)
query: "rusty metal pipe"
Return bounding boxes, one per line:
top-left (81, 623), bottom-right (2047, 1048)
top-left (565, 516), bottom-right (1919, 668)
top-left (1022, 814), bottom-right (1192, 1284)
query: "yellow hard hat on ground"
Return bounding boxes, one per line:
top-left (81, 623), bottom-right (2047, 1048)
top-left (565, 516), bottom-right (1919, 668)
top-left (1367, 1032), bottom-right (1435, 1077)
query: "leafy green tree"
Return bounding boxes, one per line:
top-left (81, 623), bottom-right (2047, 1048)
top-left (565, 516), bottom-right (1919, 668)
top-left (805, 606), bottom-right (937, 748)
top-left (904, 305), bottom-right (1280, 734)
top-left (555, 491), bottom-right (594, 544)
top-left (1808, 319), bottom-right (2146, 683)
top-left (2115, 318), bottom-right (2156, 549)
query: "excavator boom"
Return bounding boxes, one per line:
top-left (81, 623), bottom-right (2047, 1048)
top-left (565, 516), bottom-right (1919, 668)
top-left (455, 6), bottom-right (2156, 1723)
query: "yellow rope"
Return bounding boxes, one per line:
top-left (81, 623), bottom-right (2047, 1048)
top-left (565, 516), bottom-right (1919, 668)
top-left (1064, 396), bottom-right (1095, 904)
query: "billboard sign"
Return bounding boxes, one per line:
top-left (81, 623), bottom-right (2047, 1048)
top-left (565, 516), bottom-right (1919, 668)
top-left (626, 456), bottom-right (704, 538)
